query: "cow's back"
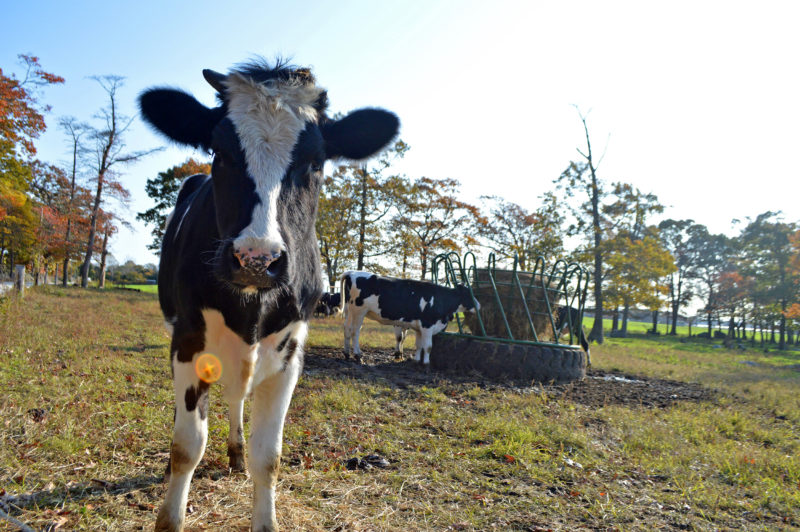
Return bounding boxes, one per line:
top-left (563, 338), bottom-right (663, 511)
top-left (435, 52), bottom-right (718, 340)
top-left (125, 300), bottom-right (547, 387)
top-left (158, 174), bottom-right (214, 323)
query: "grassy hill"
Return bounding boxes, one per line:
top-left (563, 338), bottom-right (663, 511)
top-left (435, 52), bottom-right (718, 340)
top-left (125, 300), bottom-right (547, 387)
top-left (1, 287), bottom-right (798, 530)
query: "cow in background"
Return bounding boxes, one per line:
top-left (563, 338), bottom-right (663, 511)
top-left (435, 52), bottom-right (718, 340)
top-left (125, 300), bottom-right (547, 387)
top-left (339, 271), bottom-right (479, 364)
top-left (555, 305), bottom-right (591, 366)
top-left (315, 292), bottom-right (341, 317)
top-left (139, 59), bottom-right (398, 532)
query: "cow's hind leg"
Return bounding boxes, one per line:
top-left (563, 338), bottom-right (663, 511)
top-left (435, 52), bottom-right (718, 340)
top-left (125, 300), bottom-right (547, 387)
top-left (344, 309), bottom-right (365, 363)
top-left (419, 329), bottom-right (434, 365)
top-left (413, 330), bottom-right (423, 363)
top-left (393, 327), bottom-right (407, 360)
top-left (222, 352), bottom-right (255, 473)
top-left (343, 313), bottom-right (353, 359)
top-left (249, 348), bottom-right (302, 531)
top-left (156, 352), bottom-right (209, 532)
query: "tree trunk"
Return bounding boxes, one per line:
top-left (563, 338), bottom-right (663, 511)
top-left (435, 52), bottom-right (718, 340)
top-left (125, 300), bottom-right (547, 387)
top-left (728, 315), bottom-right (735, 338)
top-left (98, 229), bottom-right (109, 289)
top-left (611, 307), bottom-right (619, 331)
top-left (651, 310), bottom-right (658, 333)
top-left (620, 304), bottom-right (630, 337)
top-left (80, 170), bottom-right (105, 287)
top-left (588, 221), bottom-right (604, 343)
top-left (356, 165), bottom-right (367, 271)
top-left (779, 304), bottom-right (786, 350)
top-left (582, 114), bottom-right (604, 345)
top-left (419, 248), bottom-right (428, 280)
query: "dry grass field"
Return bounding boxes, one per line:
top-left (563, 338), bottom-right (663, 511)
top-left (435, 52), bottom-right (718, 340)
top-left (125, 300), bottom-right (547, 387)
top-left (1, 287), bottom-right (799, 531)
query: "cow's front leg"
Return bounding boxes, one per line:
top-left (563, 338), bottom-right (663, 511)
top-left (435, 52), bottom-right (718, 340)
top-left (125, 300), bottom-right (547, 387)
top-left (156, 352), bottom-right (209, 532)
top-left (249, 347), bottom-right (302, 531)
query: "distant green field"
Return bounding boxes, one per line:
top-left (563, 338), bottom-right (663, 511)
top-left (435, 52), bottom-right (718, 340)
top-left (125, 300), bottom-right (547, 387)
top-left (116, 283), bottom-right (158, 294)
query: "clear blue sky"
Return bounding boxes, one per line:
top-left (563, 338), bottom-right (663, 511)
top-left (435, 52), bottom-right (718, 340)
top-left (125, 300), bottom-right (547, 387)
top-left (3, 0), bottom-right (799, 266)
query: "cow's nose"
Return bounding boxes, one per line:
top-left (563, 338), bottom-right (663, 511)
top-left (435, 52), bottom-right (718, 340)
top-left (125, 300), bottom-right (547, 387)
top-left (232, 247), bottom-right (283, 275)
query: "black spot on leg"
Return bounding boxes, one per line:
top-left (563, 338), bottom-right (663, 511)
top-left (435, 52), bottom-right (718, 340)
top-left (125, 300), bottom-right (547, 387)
top-left (184, 381), bottom-right (210, 420)
top-left (282, 339), bottom-right (299, 370)
top-left (276, 332), bottom-right (291, 352)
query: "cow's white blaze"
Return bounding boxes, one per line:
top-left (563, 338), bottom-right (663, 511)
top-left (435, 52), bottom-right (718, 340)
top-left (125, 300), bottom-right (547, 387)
top-left (224, 74), bottom-right (324, 254)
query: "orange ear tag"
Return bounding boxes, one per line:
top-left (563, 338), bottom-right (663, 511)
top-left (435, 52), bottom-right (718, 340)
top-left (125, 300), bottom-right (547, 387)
top-left (195, 353), bottom-right (223, 383)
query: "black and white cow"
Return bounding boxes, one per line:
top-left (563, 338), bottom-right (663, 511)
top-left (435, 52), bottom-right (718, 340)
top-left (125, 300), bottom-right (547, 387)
top-left (139, 60), bottom-right (398, 532)
top-left (554, 305), bottom-right (591, 366)
top-left (314, 291), bottom-right (341, 317)
top-left (339, 271), bottom-right (479, 364)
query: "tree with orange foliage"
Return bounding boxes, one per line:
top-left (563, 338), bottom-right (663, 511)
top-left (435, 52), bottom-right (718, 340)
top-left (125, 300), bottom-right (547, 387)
top-left (393, 176), bottom-right (480, 280)
top-left (714, 270), bottom-right (754, 339)
top-left (0, 54), bottom-right (64, 274)
top-left (477, 192), bottom-right (564, 271)
top-left (137, 157), bottom-right (212, 252)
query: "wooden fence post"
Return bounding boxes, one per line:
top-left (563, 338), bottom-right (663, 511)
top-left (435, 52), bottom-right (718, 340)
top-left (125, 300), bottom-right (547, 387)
top-left (14, 265), bottom-right (25, 296)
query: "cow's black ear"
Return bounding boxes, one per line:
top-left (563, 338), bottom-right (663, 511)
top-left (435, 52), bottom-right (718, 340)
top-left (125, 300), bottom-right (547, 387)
top-left (321, 108), bottom-right (399, 161)
top-left (138, 88), bottom-right (224, 150)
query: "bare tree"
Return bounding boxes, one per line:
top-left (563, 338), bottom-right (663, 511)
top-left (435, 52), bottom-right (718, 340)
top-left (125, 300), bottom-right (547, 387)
top-left (555, 108), bottom-right (609, 344)
top-left (78, 76), bottom-right (157, 287)
top-left (58, 116), bottom-right (89, 286)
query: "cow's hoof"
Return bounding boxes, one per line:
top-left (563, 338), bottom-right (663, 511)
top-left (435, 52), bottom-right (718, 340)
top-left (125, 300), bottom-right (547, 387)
top-left (342, 351), bottom-right (350, 360)
top-left (228, 451), bottom-right (246, 473)
top-left (354, 356), bottom-right (363, 364)
top-left (393, 351), bottom-right (403, 361)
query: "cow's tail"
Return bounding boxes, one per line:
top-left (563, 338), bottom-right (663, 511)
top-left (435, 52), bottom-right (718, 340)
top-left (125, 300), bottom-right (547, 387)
top-left (337, 272), bottom-right (348, 318)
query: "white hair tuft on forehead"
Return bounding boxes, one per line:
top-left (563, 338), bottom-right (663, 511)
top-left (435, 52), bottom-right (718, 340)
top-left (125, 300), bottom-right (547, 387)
top-left (223, 73), bottom-right (325, 254)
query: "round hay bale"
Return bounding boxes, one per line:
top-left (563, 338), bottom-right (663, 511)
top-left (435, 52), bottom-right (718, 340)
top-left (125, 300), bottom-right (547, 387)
top-left (431, 334), bottom-right (586, 383)
top-left (463, 268), bottom-right (561, 342)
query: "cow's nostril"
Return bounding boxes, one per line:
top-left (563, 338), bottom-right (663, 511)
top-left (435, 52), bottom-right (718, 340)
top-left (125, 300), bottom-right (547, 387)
top-left (266, 253), bottom-right (285, 277)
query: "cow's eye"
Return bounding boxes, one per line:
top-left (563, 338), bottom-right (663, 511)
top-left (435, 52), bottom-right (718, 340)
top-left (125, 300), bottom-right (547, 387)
top-left (310, 162), bottom-right (322, 173)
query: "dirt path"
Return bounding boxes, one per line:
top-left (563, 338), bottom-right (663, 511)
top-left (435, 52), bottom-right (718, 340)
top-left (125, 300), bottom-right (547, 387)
top-left (304, 346), bottom-right (715, 408)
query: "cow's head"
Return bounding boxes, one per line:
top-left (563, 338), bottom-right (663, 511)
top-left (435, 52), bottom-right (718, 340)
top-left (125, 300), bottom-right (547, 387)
top-left (139, 60), bottom-right (398, 290)
top-left (455, 284), bottom-right (480, 314)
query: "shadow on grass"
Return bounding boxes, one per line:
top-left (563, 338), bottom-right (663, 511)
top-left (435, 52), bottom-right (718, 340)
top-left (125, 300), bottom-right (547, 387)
top-left (0, 474), bottom-right (163, 513)
top-left (108, 344), bottom-right (165, 354)
top-left (302, 345), bottom-right (716, 409)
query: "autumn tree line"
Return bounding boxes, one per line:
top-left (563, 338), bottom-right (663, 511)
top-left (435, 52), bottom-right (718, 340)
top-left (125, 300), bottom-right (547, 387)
top-left (1, 55), bottom-right (155, 289)
top-left (3, 56), bottom-right (799, 350)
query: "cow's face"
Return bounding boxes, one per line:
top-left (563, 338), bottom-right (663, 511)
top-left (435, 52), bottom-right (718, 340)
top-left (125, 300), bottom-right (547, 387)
top-left (456, 284), bottom-right (480, 314)
top-left (139, 62), bottom-right (399, 291)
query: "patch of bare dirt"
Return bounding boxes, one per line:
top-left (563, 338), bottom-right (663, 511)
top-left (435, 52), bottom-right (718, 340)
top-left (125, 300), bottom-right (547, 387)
top-left (303, 346), bottom-right (715, 408)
